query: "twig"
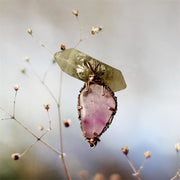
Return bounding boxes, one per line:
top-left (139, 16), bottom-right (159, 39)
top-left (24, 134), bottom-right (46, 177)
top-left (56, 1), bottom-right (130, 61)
top-left (31, 34), bottom-right (54, 56)
top-left (28, 30), bottom-right (71, 179)
top-left (20, 139), bottom-right (38, 157)
top-left (74, 16), bottom-right (90, 48)
top-left (171, 169), bottom-right (180, 180)
top-left (126, 156), bottom-right (142, 180)
top-left (57, 71), bottom-right (71, 180)
top-left (29, 62), bottom-right (58, 104)
top-left (13, 91), bottom-right (17, 117)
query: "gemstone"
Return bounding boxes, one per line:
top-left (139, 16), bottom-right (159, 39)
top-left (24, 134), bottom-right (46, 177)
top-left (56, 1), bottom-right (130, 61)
top-left (54, 48), bottom-right (127, 92)
top-left (78, 83), bottom-right (117, 147)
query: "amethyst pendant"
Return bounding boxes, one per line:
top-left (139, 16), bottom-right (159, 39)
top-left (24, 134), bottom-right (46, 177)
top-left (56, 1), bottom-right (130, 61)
top-left (78, 62), bottom-right (117, 148)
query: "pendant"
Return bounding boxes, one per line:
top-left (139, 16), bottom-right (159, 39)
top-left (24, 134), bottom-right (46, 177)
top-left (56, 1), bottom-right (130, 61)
top-left (54, 48), bottom-right (126, 147)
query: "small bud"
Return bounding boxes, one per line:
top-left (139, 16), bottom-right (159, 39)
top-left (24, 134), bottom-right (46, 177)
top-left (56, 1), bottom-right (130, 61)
top-left (52, 59), bottom-right (56, 64)
top-left (175, 143), bottom-right (180, 152)
top-left (14, 85), bottom-right (19, 91)
top-left (79, 170), bottom-right (89, 180)
top-left (98, 26), bottom-right (103, 31)
top-left (91, 26), bottom-right (101, 35)
top-left (38, 125), bottom-right (44, 131)
top-left (72, 9), bottom-right (79, 16)
top-left (144, 151), bottom-right (151, 159)
top-left (94, 173), bottom-right (105, 180)
top-left (11, 153), bottom-right (20, 160)
top-left (61, 44), bottom-right (66, 51)
top-left (20, 67), bottom-right (26, 74)
top-left (121, 146), bottom-right (129, 156)
top-left (63, 119), bottom-right (71, 128)
top-left (27, 28), bottom-right (32, 35)
top-left (44, 104), bottom-right (50, 111)
top-left (25, 56), bottom-right (29, 62)
top-left (110, 174), bottom-right (122, 180)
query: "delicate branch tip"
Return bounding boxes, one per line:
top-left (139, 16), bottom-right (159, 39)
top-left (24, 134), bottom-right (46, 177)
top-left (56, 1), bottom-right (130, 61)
top-left (11, 153), bottom-right (21, 160)
top-left (20, 67), bottom-right (26, 74)
top-left (14, 84), bottom-right (19, 92)
top-left (63, 119), bottom-right (71, 128)
top-left (25, 56), bottom-right (30, 62)
top-left (91, 26), bottom-right (102, 35)
top-left (38, 125), bottom-right (44, 131)
top-left (72, 9), bottom-right (79, 17)
top-left (175, 143), bottom-right (180, 152)
top-left (27, 28), bottom-right (32, 35)
top-left (121, 146), bottom-right (129, 156)
top-left (144, 151), bottom-right (151, 159)
top-left (61, 44), bottom-right (66, 51)
top-left (44, 104), bottom-right (50, 111)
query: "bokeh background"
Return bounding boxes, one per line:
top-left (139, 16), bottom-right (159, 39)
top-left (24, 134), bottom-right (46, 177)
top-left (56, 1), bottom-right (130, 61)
top-left (0, 0), bottom-right (180, 179)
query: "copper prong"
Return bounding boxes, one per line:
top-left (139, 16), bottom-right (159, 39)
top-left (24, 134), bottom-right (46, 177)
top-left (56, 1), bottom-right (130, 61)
top-left (83, 131), bottom-right (86, 137)
top-left (77, 106), bottom-right (83, 110)
top-left (108, 107), bottom-right (116, 113)
top-left (101, 86), bottom-right (105, 96)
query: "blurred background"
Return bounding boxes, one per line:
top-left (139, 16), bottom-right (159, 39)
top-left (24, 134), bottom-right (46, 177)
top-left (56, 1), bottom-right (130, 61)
top-left (0, 0), bottom-right (180, 179)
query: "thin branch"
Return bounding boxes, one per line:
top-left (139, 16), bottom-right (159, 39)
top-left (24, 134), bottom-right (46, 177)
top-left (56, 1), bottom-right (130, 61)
top-left (0, 106), bottom-right (13, 118)
top-left (126, 156), bottom-right (142, 180)
top-left (29, 62), bottom-right (58, 104)
top-left (31, 34), bottom-right (54, 56)
top-left (13, 117), bottom-right (62, 156)
top-left (42, 63), bottom-right (54, 83)
top-left (20, 139), bottom-right (38, 157)
top-left (137, 159), bottom-right (146, 174)
top-left (1, 117), bottom-right (12, 120)
top-left (13, 91), bottom-right (17, 117)
top-left (57, 71), bottom-right (71, 180)
top-left (47, 110), bottom-right (52, 130)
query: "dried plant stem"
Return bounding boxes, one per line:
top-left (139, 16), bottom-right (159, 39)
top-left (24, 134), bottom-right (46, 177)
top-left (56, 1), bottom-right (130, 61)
top-left (31, 34), bottom-right (54, 56)
top-left (126, 156), bottom-right (142, 180)
top-left (74, 16), bottom-right (90, 48)
top-left (171, 169), bottom-right (180, 180)
top-left (28, 31), bottom-right (71, 179)
top-left (20, 140), bottom-right (38, 157)
top-left (0, 93), bottom-right (62, 157)
top-left (138, 159), bottom-right (146, 174)
top-left (29, 62), bottom-right (58, 104)
top-left (57, 71), bottom-right (71, 180)
top-left (13, 91), bottom-right (17, 117)
top-left (14, 117), bottom-right (60, 154)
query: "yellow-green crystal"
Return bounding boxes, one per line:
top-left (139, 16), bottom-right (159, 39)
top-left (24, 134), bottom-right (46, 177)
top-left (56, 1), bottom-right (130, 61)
top-left (54, 48), bottom-right (127, 92)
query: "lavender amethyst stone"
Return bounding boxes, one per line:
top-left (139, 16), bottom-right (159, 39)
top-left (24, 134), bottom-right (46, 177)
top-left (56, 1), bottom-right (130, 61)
top-left (78, 83), bottom-right (117, 147)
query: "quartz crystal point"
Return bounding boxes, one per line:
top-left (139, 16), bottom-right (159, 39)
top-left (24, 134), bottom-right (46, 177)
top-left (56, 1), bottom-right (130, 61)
top-left (54, 48), bottom-right (126, 92)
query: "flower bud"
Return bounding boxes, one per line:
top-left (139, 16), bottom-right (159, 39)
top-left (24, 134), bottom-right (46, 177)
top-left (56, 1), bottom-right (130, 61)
top-left (94, 173), bottom-right (105, 180)
top-left (121, 146), bottom-right (129, 156)
top-left (14, 85), bottom-right (19, 91)
top-left (44, 104), bottom-right (50, 111)
top-left (63, 119), bottom-right (71, 128)
top-left (11, 153), bottom-right (20, 160)
top-left (20, 67), bottom-right (26, 74)
top-left (61, 44), bottom-right (66, 51)
top-left (144, 151), bottom-right (151, 159)
top-left (175, 143), bottom-right (180, 152)
top-left (38, 125), bottom-right (44, 131)
top-left (27, 28), bottom-right (32, 35)
top-left (72, 9), bottom-right (79, 16)
top-left (91, 26), bottom-right (102, 35)
top-left (25, 56), bottom-right (29, 62)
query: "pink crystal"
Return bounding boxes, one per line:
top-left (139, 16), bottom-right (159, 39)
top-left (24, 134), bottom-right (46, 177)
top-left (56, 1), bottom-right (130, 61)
top-left (78, 84), bottom-right (117, 139)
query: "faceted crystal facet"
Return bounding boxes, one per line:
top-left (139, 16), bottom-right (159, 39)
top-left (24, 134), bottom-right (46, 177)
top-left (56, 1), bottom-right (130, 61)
top-left (54, 48), bottom-right (127, 92)
top-left (78, 83), bottom-right (117, 140)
